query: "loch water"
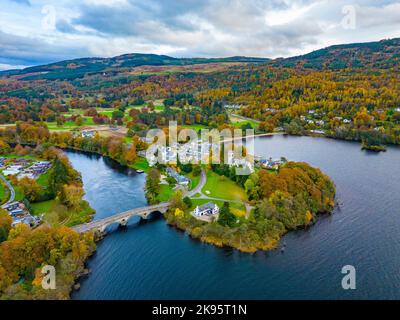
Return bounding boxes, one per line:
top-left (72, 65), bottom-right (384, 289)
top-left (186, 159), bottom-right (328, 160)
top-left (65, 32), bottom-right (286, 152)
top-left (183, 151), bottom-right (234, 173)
top-left (69, 135), bottom-right (400, 300)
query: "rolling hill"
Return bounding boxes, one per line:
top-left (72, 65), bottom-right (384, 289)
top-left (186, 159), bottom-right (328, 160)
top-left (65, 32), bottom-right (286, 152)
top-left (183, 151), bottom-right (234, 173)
top-left (0, 54), bottom-right (269, 81)
top-left (272, 38), bottom-right (400, 70)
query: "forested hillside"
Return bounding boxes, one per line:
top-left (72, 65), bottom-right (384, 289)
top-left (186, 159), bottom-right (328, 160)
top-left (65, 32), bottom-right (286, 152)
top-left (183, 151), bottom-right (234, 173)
top-left (1, 38), bottom-right (399, 148)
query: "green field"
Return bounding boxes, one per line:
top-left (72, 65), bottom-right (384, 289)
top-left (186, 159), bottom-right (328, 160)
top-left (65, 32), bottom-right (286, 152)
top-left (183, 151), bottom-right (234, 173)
top-left (13, 185), bottom-right (24, 202)
top-left (36, 171), bottom-right (50, 187)
top-left (31, 199), bottom-right (57, 216)
top-left (181, 124), bottom-right (208, 131)
top-left (31, 199), bottom-right (95, 227)
top-left (229, 113), bottom-right (260, 129)
top-left (187, 172), bottom-right (201, 190)
top-left (62, 103), bottom-right (166, 123)
top-left (0, 181), bottom-right (9, 205)
top-left (130, 157), bottom-right (150, 172)
top-left (156, 184), bottom-right (174, 202)
top-left (46, 117), bottom-right (95, 132)
top-left (202, 171), bottom-right (248, 202)
top-left (128, 104), bottom-right (165, 112)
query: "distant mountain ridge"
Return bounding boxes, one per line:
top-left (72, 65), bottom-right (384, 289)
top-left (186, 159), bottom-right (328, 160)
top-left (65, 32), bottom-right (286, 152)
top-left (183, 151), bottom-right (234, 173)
top-left (1, 37), bottom-right (400, 80)
top-left (272, 38), bottom-right (400, 70)
top-left (0, 54), bottom-right (269, 80)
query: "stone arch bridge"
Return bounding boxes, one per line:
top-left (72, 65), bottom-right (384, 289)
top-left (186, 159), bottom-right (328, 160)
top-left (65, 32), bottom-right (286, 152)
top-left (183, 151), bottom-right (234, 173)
top-left (72, 202), bottom-right (170, 234)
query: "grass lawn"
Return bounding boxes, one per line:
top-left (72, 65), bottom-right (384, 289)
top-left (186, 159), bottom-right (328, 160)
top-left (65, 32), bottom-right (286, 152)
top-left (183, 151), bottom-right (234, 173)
top-left (128, 104), bottom-right (165, 112)
top-left (202, 171), bottom-right (248, 202)
top-left (31, 199), bottom-right (95, 227)
top-left (13, 185), bottom-right (24, 202)
top-left (187, 172), bottom-right (201, 191)
top-left (46, 117), bottom-right (94, 132)
top-left (180, 124), bottom-right (208, 131)
top-left (130, 157), bottom-right (150, 172)
top-left (0, 181), bottom-right (10, 204)
top-left (229, 114), bottom-right (260, 129)
top-left (1, 154), bottom-right (36, 161)
top-left (156, 184), bottom-right (174, 202)
top-left (37, 171), bottom-right (50, 187)
top-left (31, 199), bottom-right (57, 216)
top-left (230, 202), bottom-right (247, 218)
top-left (97, 108), bottom-right (114, 118)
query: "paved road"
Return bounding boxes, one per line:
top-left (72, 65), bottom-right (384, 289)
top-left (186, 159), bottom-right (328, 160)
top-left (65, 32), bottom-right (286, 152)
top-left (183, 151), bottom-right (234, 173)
top-left (0, 173), bottom-right (15, 206)
top-left (185, 169), bottom-right (206, 198)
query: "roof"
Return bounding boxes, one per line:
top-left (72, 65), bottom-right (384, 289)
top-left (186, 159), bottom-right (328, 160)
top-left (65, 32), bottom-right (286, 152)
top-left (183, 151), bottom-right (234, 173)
top-left (197, 202), bottom-right (218, 212)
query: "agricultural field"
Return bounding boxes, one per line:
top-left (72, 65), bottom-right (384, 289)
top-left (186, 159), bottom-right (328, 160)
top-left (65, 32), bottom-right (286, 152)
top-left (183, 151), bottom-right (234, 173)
top-left (229, 113), bottom-right (260, 130)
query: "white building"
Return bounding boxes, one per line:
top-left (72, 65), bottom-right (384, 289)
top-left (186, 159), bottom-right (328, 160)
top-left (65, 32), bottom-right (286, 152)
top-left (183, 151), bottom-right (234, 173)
top-left (3, 165), bottom-right (23, 176)
top-left (82, 130), bottom-right (96, 138)
top-left (193, 202), bottom-right (219, 217)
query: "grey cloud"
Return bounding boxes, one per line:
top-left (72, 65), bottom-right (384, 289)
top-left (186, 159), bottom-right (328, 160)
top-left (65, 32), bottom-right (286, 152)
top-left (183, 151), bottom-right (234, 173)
top-left (2, 0), bottom-right (400, 69)
top-left (0, 31), bottom-right (90, 67)
top-left (62, 0), bottom-right (327, 58)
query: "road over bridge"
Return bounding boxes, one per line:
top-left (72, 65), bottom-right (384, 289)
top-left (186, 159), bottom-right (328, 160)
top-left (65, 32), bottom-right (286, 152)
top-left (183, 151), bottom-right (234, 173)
top-left (73, 202), bottom-right (170, 234)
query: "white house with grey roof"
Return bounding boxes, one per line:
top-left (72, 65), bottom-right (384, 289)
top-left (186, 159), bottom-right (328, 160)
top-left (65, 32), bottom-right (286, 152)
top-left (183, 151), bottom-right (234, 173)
top-left (193, 202), bottom-right (219, 217)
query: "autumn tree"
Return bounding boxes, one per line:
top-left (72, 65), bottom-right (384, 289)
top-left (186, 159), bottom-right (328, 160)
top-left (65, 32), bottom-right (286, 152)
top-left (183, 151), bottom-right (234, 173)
top-left (0, 139), bottom-right (10, 155)
top-left (0, 209), bottom-right (12, 242)
top-left (145, 168), bottom-right (161, 204)
top-left (59, 184), bottom-right (84, 210)
top-left (18, 177), bottom-right (43, 202)
top-left (218, 202), bottom-right (236, 227)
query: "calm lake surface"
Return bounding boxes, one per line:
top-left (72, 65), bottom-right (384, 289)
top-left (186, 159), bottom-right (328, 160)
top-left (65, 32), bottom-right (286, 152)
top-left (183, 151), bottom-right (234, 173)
top-left (69, 135), bottom-right (400, 300)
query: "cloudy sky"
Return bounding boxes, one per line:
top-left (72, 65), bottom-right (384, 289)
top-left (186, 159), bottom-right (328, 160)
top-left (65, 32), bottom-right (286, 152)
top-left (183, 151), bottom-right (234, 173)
top-left (1, 0), bottom-right (400, 70)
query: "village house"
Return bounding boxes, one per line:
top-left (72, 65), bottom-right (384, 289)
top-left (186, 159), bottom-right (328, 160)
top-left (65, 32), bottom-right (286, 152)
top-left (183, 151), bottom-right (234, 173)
top-left (166, 167), bottom-right (190, 186)
top-left (260, 157), bottom-right (286, 170)
top-left (193, 202), bottom-right (219, 217)
top-left (2, 201), bottom-right (42, 228)
top-left (82, 130), bottom-right (96, 138)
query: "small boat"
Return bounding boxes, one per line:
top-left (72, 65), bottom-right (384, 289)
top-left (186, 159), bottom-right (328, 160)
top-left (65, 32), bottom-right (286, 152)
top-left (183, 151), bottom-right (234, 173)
top-left (136, 170), bottom-right (144, 174)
